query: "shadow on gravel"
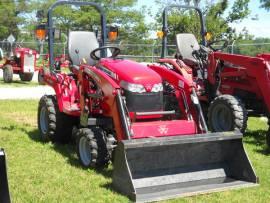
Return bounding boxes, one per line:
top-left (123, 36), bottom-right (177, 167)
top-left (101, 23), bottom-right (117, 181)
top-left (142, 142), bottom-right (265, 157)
top-left (27, 128), bottom-right (113, 179)
top-left (244, 129), bottom-right (270, 155)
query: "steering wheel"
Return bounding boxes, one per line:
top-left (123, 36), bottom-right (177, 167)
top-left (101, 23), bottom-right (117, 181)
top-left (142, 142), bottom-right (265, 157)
top-left (90, 46), bottom-right (120, 60)
top-left (207, 39), bottom-right (229, 51)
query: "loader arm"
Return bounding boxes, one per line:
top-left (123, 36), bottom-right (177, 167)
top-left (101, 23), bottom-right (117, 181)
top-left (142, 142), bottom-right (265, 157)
top-left (81, 65), bottom-right (129, 141)
top-left (148, 64), bottom-right (206, 131)
top-left (158, 58), bottom-right (193, 83)
top-left (208, 52), bottom-right (270, 112)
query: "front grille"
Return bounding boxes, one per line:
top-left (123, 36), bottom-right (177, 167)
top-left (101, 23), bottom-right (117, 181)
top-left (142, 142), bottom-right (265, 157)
top-left (23, 54), bottom-right (35, 73)
top-left (124, 90), bottom-right (163, 112)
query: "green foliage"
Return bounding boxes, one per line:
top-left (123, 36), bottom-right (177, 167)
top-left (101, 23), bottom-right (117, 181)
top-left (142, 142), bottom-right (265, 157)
top-left (233, 38), bottom-right (270, 56)
top-left (227, 0), bottom-right (250, 22)
top-left (260, 0), bottom-right (270, 10)
top-left (0, 0), bottom-right (28, 40)
top-left (29, 0), bottom-right (149, 43)
top-left (155, 0), bottom-right (251, 43)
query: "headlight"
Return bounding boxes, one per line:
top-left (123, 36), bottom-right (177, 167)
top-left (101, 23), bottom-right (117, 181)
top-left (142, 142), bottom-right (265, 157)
top-left (16, 53), bottom-right (21, 58)
top-left (29, 50), bottom-right (33, 55)
top-left (151, 83), bottom-right (163, 92)
top-left (120, 81), bottom-right (146, 93)
top-left (36, 54), bottom-right (40, 59)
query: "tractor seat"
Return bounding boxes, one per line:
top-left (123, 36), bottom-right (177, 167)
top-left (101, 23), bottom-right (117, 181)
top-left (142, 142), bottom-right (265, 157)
top-left (176, 33), bottom-right (200, 66)
top-left (68, 31), bottom-right (99, 67)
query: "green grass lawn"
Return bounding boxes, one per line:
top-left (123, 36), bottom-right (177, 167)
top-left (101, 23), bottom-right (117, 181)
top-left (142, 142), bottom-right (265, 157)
top-left (0, 100), bottom-right (269, 202)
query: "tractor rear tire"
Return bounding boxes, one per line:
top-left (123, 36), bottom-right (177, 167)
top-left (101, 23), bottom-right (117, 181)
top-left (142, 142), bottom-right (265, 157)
top-left (208, 94), bottom-right (247, 133)
top-left (3, 64), bottom-right (13, 83)
top-left (38, 95), bottom-right (77, 143)
top-left (76, 127), bottom-right (111, 168)
top-left (19, 73), bottom-right (34, 82)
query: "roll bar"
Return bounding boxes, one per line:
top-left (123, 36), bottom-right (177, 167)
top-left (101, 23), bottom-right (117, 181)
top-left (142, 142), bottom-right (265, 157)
top-left (47, 0), bottom-right (107, 70)
top-left (161, 5), bottom-right (207, 58)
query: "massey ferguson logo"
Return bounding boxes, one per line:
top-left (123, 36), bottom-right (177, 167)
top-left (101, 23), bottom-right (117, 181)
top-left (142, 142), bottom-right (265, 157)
top-left (158, 125), bottom-right (169, 134)
top-left (145, 84), bottom-right (152, 92)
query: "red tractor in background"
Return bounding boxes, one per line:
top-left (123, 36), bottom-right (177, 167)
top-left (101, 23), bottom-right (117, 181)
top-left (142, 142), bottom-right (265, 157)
top-left (0, 45), bottom-right (39, 83)
top-left (37, 1), bottom-right (257, 202)
top-left (159, 5), bottom-right (270, 146)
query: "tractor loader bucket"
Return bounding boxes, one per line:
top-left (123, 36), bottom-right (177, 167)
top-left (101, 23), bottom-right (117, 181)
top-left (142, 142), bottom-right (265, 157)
top-left (0, 149), bottom-right (10, 203)
top-left (113, 132), bottom-right (258, 202)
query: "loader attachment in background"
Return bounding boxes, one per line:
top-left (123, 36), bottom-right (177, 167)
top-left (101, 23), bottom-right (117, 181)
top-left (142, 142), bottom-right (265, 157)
top-left (0, 149), bottom-right (10, 203)
top-left (113, 132), bottom-right (258, 202)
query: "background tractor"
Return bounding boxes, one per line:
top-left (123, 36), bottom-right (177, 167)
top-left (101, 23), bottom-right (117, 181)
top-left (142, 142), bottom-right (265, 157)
top-left (0, 43), bottom-right (39, 83)
top-left (37, 1), bottom-right (258, 202)
top-left (158, 5), bottom-right (270, 147)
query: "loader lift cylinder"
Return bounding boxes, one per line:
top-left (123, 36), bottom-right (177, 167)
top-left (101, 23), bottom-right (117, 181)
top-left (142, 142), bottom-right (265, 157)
top-left (116, 90), bottom-right (131, 140)
top-left (191, 88), bottom-right (208, 132)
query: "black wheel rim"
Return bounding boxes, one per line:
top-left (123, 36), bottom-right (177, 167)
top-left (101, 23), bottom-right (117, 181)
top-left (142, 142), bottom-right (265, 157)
top-left (79, 136), bottom-right (92, 166)
top-left (40, 106), bottom-right (49, 134)
top-left (211, 104), bottom-right (233, 131)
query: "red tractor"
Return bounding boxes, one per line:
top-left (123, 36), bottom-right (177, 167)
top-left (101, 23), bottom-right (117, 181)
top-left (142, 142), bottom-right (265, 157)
top-left (37, 1), bottom-right (258, 202)
top-left (0, 46), bottom-right (39, 83)
top-left (158, 5), bottom-right (270, 146)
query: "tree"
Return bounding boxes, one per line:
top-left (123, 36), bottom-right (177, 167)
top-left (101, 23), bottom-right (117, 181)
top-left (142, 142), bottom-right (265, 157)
top-left (260, 0), bottom-right (270, 10)
top-left (0, 0), bottom-right (29, 40)
top-left (234, 37), bottom-right (270, 56)
top-left (154, 0), bottom-right (251, 43)
top-left (28, 0), bottom-right (150, 43)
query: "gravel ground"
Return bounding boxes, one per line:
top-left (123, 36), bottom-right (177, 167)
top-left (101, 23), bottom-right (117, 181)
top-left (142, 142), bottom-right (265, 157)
top-left (0, 86), bottom-right (55, 99)
top-left (0, 70), bottom-right (56, 99)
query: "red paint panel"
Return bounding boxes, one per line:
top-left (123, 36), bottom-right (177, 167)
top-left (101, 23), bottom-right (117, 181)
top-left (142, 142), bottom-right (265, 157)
top-left (131, 120), bottom-right (196, 139)
top-left (100, 58), bottom-right (162, 85)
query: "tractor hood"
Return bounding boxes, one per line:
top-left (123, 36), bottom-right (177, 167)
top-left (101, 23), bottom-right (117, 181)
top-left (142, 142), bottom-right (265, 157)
top-left (99, 59), bottom-right (162, 88)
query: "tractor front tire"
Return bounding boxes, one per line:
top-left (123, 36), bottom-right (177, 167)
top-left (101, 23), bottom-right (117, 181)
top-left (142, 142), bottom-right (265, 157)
top-left (19, 72), bottom-right (34, 82)
top-left (38, 95), bottom-right (77, 143)
top-left (76, 127), bottom-right (110, 168)
top-left (208, 94), bottom-right (247, 133)
top-left (3, 64), bottom-right (13, 83)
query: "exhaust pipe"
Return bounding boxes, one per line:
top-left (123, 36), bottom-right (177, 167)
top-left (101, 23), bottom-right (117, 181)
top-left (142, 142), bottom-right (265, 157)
top-left (113, 132), bottom-right (258, 202)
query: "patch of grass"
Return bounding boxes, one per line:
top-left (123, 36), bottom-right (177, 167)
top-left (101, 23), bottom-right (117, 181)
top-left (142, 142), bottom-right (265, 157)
top-left (0, 100), bottom-right (269, 202)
